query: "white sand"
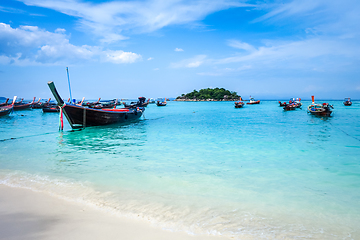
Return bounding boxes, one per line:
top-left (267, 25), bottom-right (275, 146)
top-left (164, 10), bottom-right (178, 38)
top-left (0, 185), bottom-right (230, 240)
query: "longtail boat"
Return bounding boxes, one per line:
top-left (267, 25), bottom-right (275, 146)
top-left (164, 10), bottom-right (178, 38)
top-left (47, 81), bottom-right (144, 129)
top-left (307, 96), bottom-right (333, 117)
top-left (0, 96), bottom-right (16, 116)
top-left (14, 97), bottom-right (35, 110)
top-left (43, 104), bottom-right (60, 112)
top-left (124, 97), bottom-right (149, 109)
top-left (279, 101), bottom-right (286, 107)
top-left (283, 98), bottom-right (302, 111)
top-left (31, 98), bottom-right (43, 109)
top-left (343, 98), bottom-right (352, 106)
top-left (235, 97), bottom-right (245, 108)
top-left (156, 98), bottom-right (167, 106)
top-left (0, 98), bottom-right (9, 107)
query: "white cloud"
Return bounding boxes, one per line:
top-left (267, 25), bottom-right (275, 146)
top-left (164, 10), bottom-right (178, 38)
top-left (147, 57), bottom-right (154, 60)
top-left (216, 37), bottom-right (360, 70)
top-left (175, 48), bottom-right (184, 52)
top-left (227, 40), bottom-right (256, 52)
top-left (103, 50), bottom-right (142, 64)
top-left (170, 55), bottom-right (207, 68)
top-left (0, 23), bottom-right (141, 65)
top-left (19, 0), bottom-right (254, 43)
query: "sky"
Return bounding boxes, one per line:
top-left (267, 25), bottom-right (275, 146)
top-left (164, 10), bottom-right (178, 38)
top-left (0, 0), bottom-right (360, 100)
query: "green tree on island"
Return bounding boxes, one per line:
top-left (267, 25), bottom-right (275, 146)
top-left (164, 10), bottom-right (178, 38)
top-left (177, 88), bottom-right (240, 101)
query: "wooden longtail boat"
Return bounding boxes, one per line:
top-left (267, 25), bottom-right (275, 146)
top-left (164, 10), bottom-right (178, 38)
top-left (47, 81), bottom-right (145, 129)
top-left (14, 97), bottom-right (35, 110)
top-left (235, 97), bottom-right (245, 108)
top-left (0, 96), bottom-right (16, 116)
top-left (156, 101), bottom-right (167, 106)
top-left (343, 98), bottom-right (352, 106)
top-left (283, 98), bottom-right (302, 111)
top-left (43, 104), bottom-right (60, 112)
top-left (279, 101), bottom-right (286, 107)
top-left (31, 98), bottom-right (43, 109)
top-left (124, 97), bottom-right (149, 109)
top-left (307, 96), bottom-right (333, 117)
top-left (0, 98), bottom-right (9, 107)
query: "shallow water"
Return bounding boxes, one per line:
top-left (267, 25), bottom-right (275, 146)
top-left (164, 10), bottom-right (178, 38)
top-left (1, 101), bottom-right (360, 239)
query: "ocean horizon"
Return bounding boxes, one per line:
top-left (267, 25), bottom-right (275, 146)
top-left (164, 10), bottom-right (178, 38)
top-left (1, 100), bottom-right (359, 239)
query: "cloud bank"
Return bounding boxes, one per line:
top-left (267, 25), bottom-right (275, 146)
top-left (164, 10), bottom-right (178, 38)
top-left (0, 23), bottom-right (141, 65)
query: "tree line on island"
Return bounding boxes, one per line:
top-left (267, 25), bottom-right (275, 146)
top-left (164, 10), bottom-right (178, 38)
top-left (176, 88), bottom-right (241, 101)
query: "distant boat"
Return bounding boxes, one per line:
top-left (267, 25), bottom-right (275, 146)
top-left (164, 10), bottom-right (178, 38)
top-left (246, 97), bottom-right (260, 105)
top-left (283, 98), bottom-right (302, 111)
top-left (156, 98), bottom-right (167, 106)
top-left (47, 81), bottom-right (145, 129)
top-left (0, 98), bottom-right (9, 107)
top-left (14, 97), bottom-right (35, 110)
top-left (235, 97), bottom-right (245, 108)
top-left (307, 96), bottom-right (333, 117)
top-left (278, 101), bottom-right (286, 107)
top-left (343, 98), bottom-right (352, 106)
top-left (124, 97), bottom-right (149, 109)
top-left (42, 104), bottom-right (60, 113)
top-left (0, 96), bottom-right (16, 117)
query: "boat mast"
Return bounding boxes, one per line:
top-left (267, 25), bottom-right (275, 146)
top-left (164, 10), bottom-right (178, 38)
top-left (66, 67), bottom-right (73, 103)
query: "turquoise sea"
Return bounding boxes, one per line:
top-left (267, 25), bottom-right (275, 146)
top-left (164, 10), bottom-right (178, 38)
top-left (0, 100), bottom-right (359, 239)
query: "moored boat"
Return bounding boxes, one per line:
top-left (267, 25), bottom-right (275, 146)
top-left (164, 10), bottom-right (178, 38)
top-left (0, 98), bottom-right (9, 107)
top-left (47, 81), bottom-right (144, 129)
top-left (343, 98), bottom-right (352, 106)
top-left (0, 96), bottom-right (16, 116)
top-left (235, 97), bottom-right (245, 108)
top-left (279, 101), bottom-right (286, 107)
top-left (283, 98), bottom-right (302, 111)
top-left (43, 104), bottom-right (60, 112)
top-left (246, 97), bottom-right (260, 105)
top-left (14, 97), bottom-right (35, 110)
top-left (124, 97), bottom-right (149, 109)
top-left (156, 98), bottom-right (167, 106)
top-left (307, 96), bottom-right (333, 117)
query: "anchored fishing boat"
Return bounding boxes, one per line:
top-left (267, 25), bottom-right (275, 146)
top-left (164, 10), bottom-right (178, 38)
top-left (283, 98), bottom-right (302, 111)
top-left (307, 96), bottom-right (333, 117)
top-left (14, 97), bottom-right (35, 110)
top-left (0, 98), bottom-right (9, 107)
top-left (235, 97), bottom-right (245, 108)
top-left (0, 96), bottom-right (16, 116)
top-left (42, 104), bottom-right (60, 113)
top-left (343, 98), bottom-right (352, 106)
top-left (47, 81), bottom-right (144, 129)
top-left (156, 98), bottom-right (167, 106)
top-left (279, 101), bottom-right (286, 107)
top-left (124, 97), bottom-right (149, 109)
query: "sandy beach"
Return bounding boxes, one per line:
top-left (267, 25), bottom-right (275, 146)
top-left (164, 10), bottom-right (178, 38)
top-left (0, 185), bottom-right (229, 240)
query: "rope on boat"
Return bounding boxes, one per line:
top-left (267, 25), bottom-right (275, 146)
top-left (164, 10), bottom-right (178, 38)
top-left (59, 104), bottom-right (65, 131)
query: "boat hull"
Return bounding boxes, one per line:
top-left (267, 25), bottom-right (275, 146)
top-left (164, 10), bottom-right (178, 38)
top-left (14, 103), bottom-right (32, 110)
top-left (246, 100), bottom-right (260, 105)
top-left (43, 106), bottom-right (60, 112)
top-left (235, 102), bottom-right (245, 108)
top-left (0, 105), bottom-right (13, 116)
top-left (62, 105), bottom-right (143, 128)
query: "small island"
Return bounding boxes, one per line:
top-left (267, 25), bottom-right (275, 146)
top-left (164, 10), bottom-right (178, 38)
top-left (175, 88), bottom-right (240, 101)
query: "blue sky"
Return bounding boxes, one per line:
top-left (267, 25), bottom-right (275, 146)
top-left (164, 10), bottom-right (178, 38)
top-left (0, 0), bottom-right (359, 100)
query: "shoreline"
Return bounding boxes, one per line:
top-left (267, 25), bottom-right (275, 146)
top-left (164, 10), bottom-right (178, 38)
top-left (0, 184), bottom-right (231, 240)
